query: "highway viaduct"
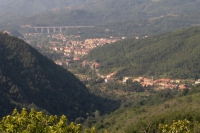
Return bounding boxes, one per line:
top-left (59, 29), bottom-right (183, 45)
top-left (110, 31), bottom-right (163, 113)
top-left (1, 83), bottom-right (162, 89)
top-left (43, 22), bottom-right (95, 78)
top-left (22, 26), bottom-right (94, 33)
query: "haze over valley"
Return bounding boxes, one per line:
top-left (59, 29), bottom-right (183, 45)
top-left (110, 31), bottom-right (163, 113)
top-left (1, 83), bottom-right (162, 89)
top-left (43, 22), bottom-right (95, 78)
top-left (0, 0), bottom-right (200, 132)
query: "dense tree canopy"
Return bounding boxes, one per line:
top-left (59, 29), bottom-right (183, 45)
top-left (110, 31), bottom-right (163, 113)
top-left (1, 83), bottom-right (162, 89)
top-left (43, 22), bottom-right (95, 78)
top-left (85, 26), bottom-right (200, 79)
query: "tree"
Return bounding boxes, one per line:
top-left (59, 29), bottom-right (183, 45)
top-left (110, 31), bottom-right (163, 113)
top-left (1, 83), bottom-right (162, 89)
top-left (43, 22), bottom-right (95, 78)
top-left (0, 108), bottom-right (97, 133)
top-left (159, 119), bottom-right (191, 133)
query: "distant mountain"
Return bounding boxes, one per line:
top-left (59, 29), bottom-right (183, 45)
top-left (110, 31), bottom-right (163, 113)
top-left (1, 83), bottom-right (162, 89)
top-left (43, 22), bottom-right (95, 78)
top-left (85, 26), bottom-right (200, 79)
top-left (0, 0), bottom-right (89, 22)
top-left (11, 0), bottom-right (200, 25)
top-left (1, 0), bottom-right (199, 26)
top-left (16, 9), bottom-right (99, 27)
top-left (85, 0), bottom-right (200, 18)
top-left (100, 9), bottom-right (200, 37)
top-left (4, 0), bottom-right (198, 38)
top-left (0, 32), bottom-right (119, 120)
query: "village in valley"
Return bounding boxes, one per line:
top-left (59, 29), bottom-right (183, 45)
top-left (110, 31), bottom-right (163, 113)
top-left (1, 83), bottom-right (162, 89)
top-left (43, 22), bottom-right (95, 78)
top-left (51, 36), bottom-right (120, 64)
top-left (79, 59), bottom-right (200, 92)
top-left (89, 68), bottom-right (200, 91)
top-left (24, 32), bottom-right (121, 67)
top-left (23, 32), bottom-right (200, 93)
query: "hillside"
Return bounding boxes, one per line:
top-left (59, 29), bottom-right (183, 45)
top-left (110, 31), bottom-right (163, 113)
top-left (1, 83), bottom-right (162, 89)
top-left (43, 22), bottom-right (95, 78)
top-left (0, 0), bottom-right (88, 13)
top-left (0, 32), bottom-right (119, 120)
top-left (16, 9), bottom-right (99, 27)
top-left (85, 0), bottom-right (200, 21)
top-left (101, 9), bottom-right (200, 37)
top-left (85, 26), bottom-right (200, 79)
top-left (93, 85), bottom-right (200, 132)
top-left (0, 0), bottom-right (88, 22)
top-left (1, 0), bottom-right (199, 25)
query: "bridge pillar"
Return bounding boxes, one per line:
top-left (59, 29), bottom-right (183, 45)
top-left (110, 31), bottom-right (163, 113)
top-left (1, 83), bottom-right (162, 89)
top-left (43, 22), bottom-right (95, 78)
top-left (53, 28), bottom-right (56, 32)
top-left (41, 28), bottom-right (44, 32)
top-left (35, 28), bottom-right (38, 32)
top-left (59, 27), bottom-right (62, 32)
top-left (47, 28), bottom-right (50, 33)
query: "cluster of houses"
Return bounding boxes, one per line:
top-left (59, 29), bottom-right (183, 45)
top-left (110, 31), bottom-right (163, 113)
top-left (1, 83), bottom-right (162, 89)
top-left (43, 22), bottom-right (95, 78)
top-left (24, 33), bottom-right (120, 67)
top-left (81, 63), bottom-right (191, 91)
top-left (132, 77), bottom-right (186, 90)
top-left (49, 35), bottom-right (120, 66)
top-left (101, 70), bottom-right (200, 90)
top-left (79, 59), bottom-right (200, 91)
top-left (127, 77), bottom-right (200, 90)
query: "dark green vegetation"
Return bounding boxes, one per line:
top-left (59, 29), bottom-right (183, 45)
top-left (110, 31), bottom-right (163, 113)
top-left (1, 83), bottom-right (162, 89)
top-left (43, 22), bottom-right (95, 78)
top-left (69, 61), bottom-right (151, 111)
top-left (88, 79), bottom-right (146, 107)
top-left (0, 32), bottom-right (120, 120)
top-left (85, 26), bottom-right (200, 79)
top-left (92, 85), bottom-right (200, 132)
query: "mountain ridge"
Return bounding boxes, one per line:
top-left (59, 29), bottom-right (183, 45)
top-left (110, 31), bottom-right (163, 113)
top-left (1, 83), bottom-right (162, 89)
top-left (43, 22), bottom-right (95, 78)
top-left (1, 0), bottom-right (200, 25)
top-left (0, 32), bottom-right (120, 120)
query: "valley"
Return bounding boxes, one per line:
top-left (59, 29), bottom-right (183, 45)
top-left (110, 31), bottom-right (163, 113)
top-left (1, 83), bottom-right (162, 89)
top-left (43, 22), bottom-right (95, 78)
top-left (18, 25), bottom-right (200, 133)
top-left (2, 24), bottom-right (200, 133)
top-left (15, 26), bottom-right (200, 106)
top-left (0, 0), bottom-right (200, 132)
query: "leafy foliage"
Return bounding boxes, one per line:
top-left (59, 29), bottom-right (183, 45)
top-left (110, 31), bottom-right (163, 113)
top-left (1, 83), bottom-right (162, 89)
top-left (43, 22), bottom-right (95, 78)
top-left (159, 119), bottom-right (191, 133)
top-left (0, 108), bottom-right (97, 133)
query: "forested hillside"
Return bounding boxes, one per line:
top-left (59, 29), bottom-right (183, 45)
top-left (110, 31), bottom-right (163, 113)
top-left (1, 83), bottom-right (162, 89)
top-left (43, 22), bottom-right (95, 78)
top-left (0, 32), bottom-right (119, 120)
top-left (93, 84), bottom-right (200, 132)
top-left (85, 26), bottom-right (200, 79)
